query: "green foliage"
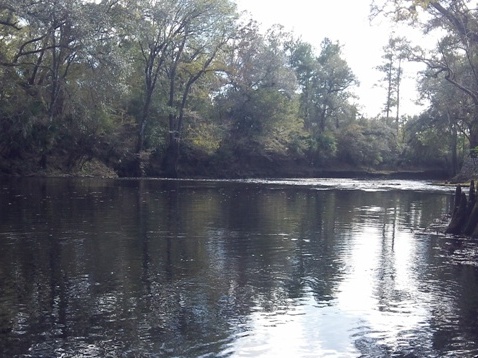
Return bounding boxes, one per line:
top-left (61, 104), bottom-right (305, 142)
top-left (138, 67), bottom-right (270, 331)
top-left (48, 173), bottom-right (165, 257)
top-left (130, 0), bottom-right (238, 156)
top-left (401, 112), bottom-right (460, 167)
top-left (1, 0), bottom-right (467, 176)
top-left (290, 38), bottom-right (358, 134)
top-left (336, 120), bottom-right (399, 167)
top-left (307, 132), bottom-right (337, 163)
top-left (374, 0), bottom-right (478, 176)
top-left (184, 115), bottom-right (223, 155)
top-left (214, 23), bottom-right (306, 160)
top-left (219, 87), bottom-right (304, 157)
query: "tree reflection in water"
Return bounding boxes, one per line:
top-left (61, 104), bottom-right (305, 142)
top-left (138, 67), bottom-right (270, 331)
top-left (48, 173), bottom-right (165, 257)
top-left (2, 177), bottom-right (478, 357)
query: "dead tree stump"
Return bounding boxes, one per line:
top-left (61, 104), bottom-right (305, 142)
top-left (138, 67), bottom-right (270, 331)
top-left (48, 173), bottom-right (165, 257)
top-left (446, 191), bottom-right (468, 234)
top-left (446, 180), bottom-right (478, 236)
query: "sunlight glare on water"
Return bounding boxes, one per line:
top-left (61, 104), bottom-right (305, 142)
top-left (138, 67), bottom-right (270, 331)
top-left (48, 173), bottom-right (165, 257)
top-left (223, 223), bottom-right (433, 357)
top-left (238, 178), bottom-right (453, 193)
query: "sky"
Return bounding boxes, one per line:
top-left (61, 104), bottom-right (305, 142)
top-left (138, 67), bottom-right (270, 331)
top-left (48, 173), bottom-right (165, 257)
top-left (234, 0), bottom-right (429, 118)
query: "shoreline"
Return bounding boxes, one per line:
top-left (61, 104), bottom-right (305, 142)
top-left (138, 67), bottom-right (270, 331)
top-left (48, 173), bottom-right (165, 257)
top-left (0, 168), bottom-right (451, 181)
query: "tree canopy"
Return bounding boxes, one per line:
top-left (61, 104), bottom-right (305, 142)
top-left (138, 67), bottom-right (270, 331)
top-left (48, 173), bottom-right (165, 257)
top-left (371, 0), bottom-right (478, 177)
top-left (0, 0), bottom-right (468, 178)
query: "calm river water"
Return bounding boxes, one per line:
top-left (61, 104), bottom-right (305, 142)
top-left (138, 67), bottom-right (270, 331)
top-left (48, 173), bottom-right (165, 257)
top-left (1, 177), bottom-right (478, 357)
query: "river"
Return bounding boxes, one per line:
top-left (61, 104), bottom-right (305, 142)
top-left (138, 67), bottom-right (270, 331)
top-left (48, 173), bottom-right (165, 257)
top-left (1, 177), bottom-right (477, 357)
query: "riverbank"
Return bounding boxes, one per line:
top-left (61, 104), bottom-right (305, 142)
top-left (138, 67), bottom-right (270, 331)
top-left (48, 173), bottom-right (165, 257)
top-left (0, 152), bottom-right (451, 180)
top-left (2, 165), bottom-right (450, 182)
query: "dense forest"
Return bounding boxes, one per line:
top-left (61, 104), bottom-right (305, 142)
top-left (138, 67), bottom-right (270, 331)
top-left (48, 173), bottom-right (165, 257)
top-left (0, 0), bottom-right (477, 179)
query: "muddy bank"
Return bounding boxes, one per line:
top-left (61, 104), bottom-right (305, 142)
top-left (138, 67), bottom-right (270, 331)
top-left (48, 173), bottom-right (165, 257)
top-left (0, 150), bottom-right (450, 180)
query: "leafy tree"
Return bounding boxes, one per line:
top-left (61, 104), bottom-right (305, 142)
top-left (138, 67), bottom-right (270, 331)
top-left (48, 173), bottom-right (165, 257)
top-left (0, 0), bottom-right (132, 171)
top-left (289, 40), bottom-right (318, 131)
top-left (290, 38), bottom-right (358, 133)
top-left (312, 38), bottom-right (358, 132)
top-left (124, 0), bottom-right (237, 176)
top-left (337, 119), bottom-right (399, 167)
top-left (289, 37), bottom-right (358, 163)
top-left (402, 112), bottom-right (457, 169)
top-left (129, 0), bottom-right (196, 154)
top-left (215, 23), bottom-right (304, 162)
top-left (159, 0), bottom-right (237, 176)
top-left (372, 0), bottom-right (478, 148)
top-left (411, 67), bottom-right (472, 174)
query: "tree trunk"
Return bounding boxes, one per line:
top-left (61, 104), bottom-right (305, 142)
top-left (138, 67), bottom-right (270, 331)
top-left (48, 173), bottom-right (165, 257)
top-left (470, 118), bottom-right (478, 149)
top-left (463, 181), bottom-right (477, 235)
top-left (446, 191), bottom-right (468, 234)
top-left (162, 138), bottom-right (180, 178)
top-left (464, 200), bottom-right (478, 235)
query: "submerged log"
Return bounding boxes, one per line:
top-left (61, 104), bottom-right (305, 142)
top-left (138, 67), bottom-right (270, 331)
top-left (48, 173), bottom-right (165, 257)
top-left (446, 180), bottom-right (478, 236)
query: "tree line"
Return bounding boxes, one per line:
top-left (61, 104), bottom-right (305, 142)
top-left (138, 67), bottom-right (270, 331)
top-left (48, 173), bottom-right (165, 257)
top-left (0, 0), bottom-right (474, 178)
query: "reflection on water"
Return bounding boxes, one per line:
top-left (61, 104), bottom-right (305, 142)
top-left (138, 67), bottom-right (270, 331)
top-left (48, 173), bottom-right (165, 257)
top-left (1, 177), bottom-right (477, 357)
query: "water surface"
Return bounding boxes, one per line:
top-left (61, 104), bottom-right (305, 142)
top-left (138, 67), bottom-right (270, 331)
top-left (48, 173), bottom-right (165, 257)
top-left (1, 177), bottom-right (477, 357)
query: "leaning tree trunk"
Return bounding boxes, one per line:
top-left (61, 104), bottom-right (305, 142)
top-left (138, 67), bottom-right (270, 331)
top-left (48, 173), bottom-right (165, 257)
top-left (452, 156), bottom-right (478, 183)
top-left (450, 111), bottom-right (478, 182)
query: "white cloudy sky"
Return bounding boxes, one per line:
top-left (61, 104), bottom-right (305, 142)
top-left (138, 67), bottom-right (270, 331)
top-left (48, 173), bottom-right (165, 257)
top-left (234, 0), bottom-right (430, 117)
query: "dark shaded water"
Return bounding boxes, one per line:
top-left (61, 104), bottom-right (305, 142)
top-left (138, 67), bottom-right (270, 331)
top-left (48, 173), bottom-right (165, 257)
top-left (1, 177), bottom-right (477, 357)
